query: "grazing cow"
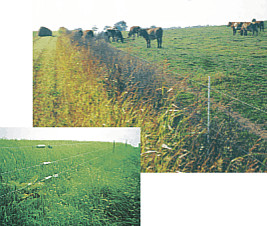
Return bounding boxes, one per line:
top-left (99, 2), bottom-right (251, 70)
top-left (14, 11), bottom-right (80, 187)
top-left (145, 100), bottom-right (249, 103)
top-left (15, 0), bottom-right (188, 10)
top-left (83, 30), bottom-right (94, 43)
top-left (128, 26), bottom-right (141, 39)
top-left (105, 29), bottom-right (116, 42)
top-left (105, 28), bottom-right (124, 43)
top-left (70, 29), bottom-right (83, 43)
top-left (84, 30), bottom-right (94, 39)
top-left (240, 22), bottom-right (258, 36)
top-left (139, 27), bottom-right (163, 48)
top-left (255, 21), bottom-right (264, 32)
top-left (115, 29), bottom-right (124, 42)
top-left (227, 22), bottom-right (243, 35)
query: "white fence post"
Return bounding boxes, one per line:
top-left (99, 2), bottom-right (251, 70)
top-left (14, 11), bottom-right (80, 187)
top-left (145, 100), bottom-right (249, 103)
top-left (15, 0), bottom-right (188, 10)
top-left (207, 76), bottom-right (210, 144)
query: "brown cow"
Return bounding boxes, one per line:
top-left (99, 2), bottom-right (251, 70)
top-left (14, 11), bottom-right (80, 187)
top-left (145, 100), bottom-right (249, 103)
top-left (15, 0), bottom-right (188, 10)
top-left (128, 26), bottom-right (141, 39)
top-left (240, 22), bottom-right (258, 36)
top-left (139, 27), bottom-right (163, 48)
top-left (227, 22), bottom-right (243, 35)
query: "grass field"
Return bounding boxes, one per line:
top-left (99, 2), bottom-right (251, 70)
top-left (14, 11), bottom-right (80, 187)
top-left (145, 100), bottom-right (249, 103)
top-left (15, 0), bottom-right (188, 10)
top-left (33, 27), bottom-right (266, 173)
top-left (0, 139), bottom-right (140, 225)
top-left (112, 24), bottom-right (267, 127)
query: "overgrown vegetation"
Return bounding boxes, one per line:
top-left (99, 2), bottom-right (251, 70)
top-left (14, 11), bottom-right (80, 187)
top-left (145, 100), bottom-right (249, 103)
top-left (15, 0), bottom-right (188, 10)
top-left (33, 26), bottom-right (266, 173)
top-left (0, 139), bottom-right (140, 225)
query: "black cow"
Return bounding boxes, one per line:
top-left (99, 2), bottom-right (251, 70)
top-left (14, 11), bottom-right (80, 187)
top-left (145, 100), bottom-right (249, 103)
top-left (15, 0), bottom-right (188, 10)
top-left (84, 30), bottom-right (94, 39)
top-left (105, 28), bottom-right (124, 43)
top-left (139, 27), bottom-right (163, 48)
top-left (105, 29), bottom-right (116, 42)
top-left (83, 30), bottom-right (94, 43)
top-left (255, 21), bottom-right (264, 32)
top-left (70, 29), bottom-right (83, 43)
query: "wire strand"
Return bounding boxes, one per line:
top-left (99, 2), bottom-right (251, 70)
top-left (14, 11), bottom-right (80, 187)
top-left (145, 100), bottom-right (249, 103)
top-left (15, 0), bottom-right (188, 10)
top-left (0, 146), bottom-right (110, 175)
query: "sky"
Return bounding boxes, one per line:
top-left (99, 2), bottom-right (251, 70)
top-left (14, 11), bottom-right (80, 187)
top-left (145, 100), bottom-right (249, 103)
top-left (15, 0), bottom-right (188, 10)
top-left (32, 0), bottom-right (267, 31)
top-left (0, 127), bottom-right (140, 147)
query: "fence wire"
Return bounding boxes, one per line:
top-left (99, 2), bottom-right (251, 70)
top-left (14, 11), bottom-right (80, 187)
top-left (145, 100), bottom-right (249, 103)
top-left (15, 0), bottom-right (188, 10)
top-left (0, 146), bottom-right (110, 176)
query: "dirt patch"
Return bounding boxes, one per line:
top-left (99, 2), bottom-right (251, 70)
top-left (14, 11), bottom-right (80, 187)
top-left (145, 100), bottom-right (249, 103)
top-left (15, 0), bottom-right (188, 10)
top-left (215, 101), bottom-right (267, 140)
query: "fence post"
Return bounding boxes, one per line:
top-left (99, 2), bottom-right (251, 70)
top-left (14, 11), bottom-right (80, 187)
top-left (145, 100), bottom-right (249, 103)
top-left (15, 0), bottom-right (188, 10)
top-left (228, 106), bottom-right (231, 134)
top-left (207, 76), bottom-right (210, 144)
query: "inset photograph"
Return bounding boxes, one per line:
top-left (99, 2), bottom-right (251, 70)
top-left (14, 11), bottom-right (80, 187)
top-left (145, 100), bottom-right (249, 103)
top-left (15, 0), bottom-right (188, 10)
top-left (0, 127), bottom-right (140, 225)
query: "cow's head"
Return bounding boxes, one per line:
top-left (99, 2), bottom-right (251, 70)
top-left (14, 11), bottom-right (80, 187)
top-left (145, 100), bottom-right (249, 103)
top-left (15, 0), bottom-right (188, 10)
top-left (77, 30), bottom-right (83, 36)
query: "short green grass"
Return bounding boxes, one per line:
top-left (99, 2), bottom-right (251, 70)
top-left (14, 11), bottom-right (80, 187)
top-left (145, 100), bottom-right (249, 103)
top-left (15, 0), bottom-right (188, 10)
top-left (0, 139), bottom-right (140, 225)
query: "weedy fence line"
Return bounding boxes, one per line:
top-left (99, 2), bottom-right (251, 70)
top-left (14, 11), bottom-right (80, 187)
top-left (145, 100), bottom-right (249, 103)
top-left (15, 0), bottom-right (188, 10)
top-left (193, 77), bottom-right (266, 169)
top-left (145, 50), bottom-right (266, 139)
top-left (206, 115), bottom-right (266, 168)
top-left (0, 146), bottom-right (110, 176)
top-left (91, 39), bottom-right (266, 138)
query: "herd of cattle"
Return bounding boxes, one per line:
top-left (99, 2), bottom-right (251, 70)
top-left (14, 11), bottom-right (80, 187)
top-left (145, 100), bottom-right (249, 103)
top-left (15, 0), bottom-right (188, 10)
top-left (227, 19), bottom-right (264, 36)
top-left (68, 26), bottom-right (163, 48)
top-left (38, 25), bottom-right (164, 48)
top-left (38, 20), bottom-right (265, 48)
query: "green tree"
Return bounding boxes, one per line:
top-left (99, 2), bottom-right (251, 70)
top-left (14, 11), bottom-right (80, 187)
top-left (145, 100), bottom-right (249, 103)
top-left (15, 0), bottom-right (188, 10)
top-left (114, 21), bottom-right (127, 31)
top-left (92, 25), bottom-right (98, 32)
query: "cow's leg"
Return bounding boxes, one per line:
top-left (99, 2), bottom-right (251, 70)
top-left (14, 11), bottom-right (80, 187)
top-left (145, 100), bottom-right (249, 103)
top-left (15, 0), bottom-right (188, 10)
top-left (147, 40), bottom-right (150, 48)
top-left (157, 37), bottom-right (162, 48)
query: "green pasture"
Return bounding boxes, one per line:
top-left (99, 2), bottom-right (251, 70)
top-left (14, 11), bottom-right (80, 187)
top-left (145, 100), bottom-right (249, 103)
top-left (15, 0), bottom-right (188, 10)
top-left (113, 24), bottom-right (267, 126)
top-left (0, 139), bottom-right (140, 225)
